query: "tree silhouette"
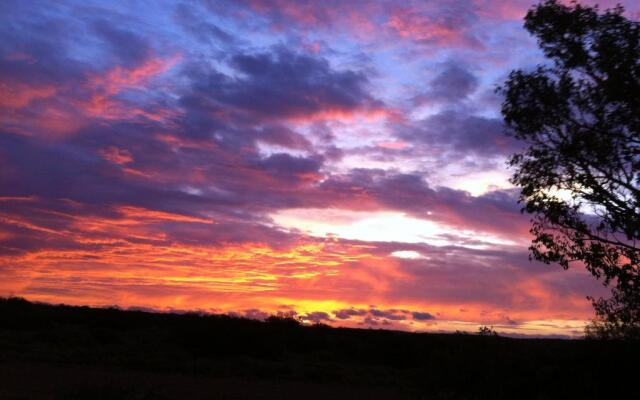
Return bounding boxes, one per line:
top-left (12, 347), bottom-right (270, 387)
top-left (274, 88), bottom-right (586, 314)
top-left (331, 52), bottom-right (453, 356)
top-left (478, 326), bottom-right (499, 337)
top-left (500, 1), bottom-right (640, 338)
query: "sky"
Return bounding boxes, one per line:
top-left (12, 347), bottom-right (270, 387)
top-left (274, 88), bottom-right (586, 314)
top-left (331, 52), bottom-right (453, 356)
top-left (1, 0), bottom-right (639, 338)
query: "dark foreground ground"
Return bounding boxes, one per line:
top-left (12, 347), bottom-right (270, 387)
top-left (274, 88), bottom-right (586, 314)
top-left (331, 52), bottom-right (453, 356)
top-left (1, 298), bottom-right (638, 400)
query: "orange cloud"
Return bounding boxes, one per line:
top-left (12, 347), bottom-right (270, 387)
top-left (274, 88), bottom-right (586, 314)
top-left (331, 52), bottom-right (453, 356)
top-left (116, 206), bottom-right (212, 224)
top-left (87, 55), bottom-right (181, 97)
top-left (99, 146), bottom-right (134, 165)
top-left (80, 55), bottom-right (181, 121)
top-left (156, 133), bottom-right (218, 151)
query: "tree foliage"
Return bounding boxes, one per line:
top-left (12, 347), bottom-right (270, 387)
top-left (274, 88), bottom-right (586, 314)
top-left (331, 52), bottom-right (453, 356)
top-left (500, 1), bottom-right (640, 338)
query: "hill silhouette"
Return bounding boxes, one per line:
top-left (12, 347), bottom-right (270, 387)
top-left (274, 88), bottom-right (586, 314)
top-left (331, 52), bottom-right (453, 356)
top-left (1, 297), bottom-right (638, 399)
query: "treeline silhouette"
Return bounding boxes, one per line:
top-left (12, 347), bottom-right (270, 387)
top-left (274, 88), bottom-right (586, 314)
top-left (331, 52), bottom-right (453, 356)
top-left (1, 297), bottom-right (639, 399)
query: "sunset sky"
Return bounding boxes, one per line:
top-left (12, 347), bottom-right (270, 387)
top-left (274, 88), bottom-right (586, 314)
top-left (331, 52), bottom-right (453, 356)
top-left (2, 0), bottom-right (639, 337)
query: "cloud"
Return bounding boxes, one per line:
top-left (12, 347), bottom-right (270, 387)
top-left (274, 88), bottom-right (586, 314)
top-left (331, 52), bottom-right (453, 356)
top-left (369, 308), bottom-right (407, 321)
top-left (215, 0), bottom-right (487, 52)
top-left (92, 19), bottom-right (152, 67)
top-left (333, 308), bottom-right (368, 320)
top-left (414, 62), bottom-right (479, 105)
top-left (255, 153), bottom-right (324, 185)
top-left (196, 47), bottom-right (382, 122)
top-left (208, 0), bottom-right (380, 34)
top-left (1, 53), bottom-right (179, 138)
top-left (397, 110), bottom-right (518, 158)
top-left (313, 169), bottom-right (527, 238)
top-left (174, 3), bottom-right (235, 46)
top-left (386, 2), bottom-right (483, 49)
top-left (412, 311), bottom-right (436, 321)
top-left (301, 311), bottom-right (331, 323)
top-left (99, 146), bottom-right (134, 165)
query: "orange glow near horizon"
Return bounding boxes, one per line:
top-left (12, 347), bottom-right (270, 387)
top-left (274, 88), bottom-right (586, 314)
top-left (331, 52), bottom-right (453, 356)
top-left (0, 202), bottom-right (595, 338)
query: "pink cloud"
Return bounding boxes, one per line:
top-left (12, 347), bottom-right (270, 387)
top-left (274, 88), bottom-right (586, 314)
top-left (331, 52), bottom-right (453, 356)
top-left (387, 6), bottom-right (483, 49)
top-left (0, 54), bottom-right (180, 139)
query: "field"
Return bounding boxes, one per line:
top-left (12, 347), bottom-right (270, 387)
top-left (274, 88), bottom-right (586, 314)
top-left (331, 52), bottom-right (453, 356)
top-left (0, 297), bottom-right (637, 399)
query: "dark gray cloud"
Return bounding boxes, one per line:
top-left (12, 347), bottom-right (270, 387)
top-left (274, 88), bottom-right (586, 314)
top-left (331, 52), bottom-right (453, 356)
top-left (213, 47), bottom-right (377, 119)
top-left (301, 311), bottom-right (332, 323)
top-left (430, 64), bottom-right (478, 101)
top-left (255, 153), bottom-right (323, 184)
top-left (398, 110), bottom-right (519, 158)
top-left (370, 308), bottom-right (407, 321)
top-left (415, 63), bottom-right (479, 105)
top-left (333, 308), bottom-right (368, 320)
top-left (412, 311), bottom-right (436, 321)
